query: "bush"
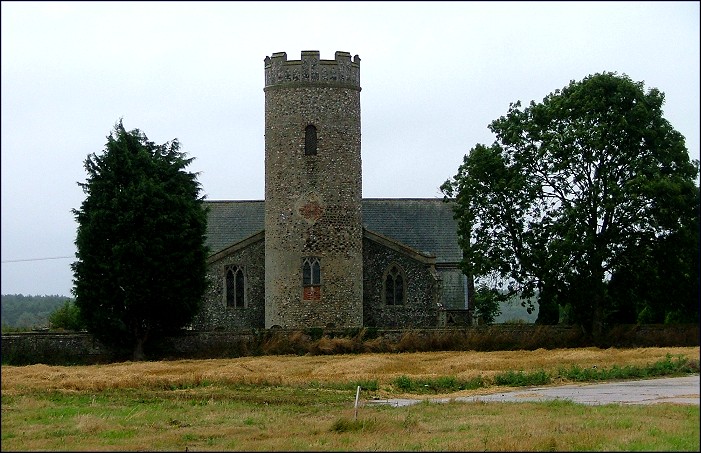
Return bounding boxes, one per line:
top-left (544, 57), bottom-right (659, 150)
top-left (48, 300), bottom-right (85, 331)
top-left (393, 375), bottom-right (414, 392)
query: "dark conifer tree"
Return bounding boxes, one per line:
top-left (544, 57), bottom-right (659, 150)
top-left (72, 120), bottom-right (209, 360)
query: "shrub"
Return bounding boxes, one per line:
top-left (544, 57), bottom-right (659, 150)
top-left (48, 300), bottom-right (85, 331)
top-left (393, 375), bottom-right (413, 392)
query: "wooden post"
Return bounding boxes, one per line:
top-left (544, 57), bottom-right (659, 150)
top-left (354, 385), bottom-right (361, 420)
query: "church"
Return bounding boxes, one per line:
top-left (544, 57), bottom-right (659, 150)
top-left (190, 51), bottom-right (470, 331)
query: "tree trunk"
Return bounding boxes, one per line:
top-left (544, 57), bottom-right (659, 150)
top-left (133, 337), bottom-right (146, 361)
top-left (591, 292), bottom-right (605, 339)
top-left (535, 296), bottom-right (560, 325)
top-left (467, 272), bottom-right (476, 325)
top-left (589, 266), bottom-right (606, 339)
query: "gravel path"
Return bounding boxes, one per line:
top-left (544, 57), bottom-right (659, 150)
top-left (366, 375), bottom-right (700, 407)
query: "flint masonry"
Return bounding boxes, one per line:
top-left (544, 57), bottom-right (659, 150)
top-left (191, 51), bottom-right (471, 331)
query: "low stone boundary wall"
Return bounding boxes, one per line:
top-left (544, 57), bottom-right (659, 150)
top-left (1, 332), bottom-right (112, 365)
top-left (2, 324), bottom-right (698, 366)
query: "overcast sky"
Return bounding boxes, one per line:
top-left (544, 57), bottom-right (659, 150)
top-left (2, 1), bottom-right (699, 297)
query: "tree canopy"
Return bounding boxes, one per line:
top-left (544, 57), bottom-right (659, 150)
top-left (72, 121), bottom-right (209, 360)
top-left (442, 72), bottom-right (699, 335)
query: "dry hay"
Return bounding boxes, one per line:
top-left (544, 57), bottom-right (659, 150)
top-left (2, 346), bottom-right (697, 395)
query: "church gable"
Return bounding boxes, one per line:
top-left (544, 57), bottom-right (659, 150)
top-left (362, 198), bottom-right (462, 265)
top-left (208, 230), bottom-right (265, 264)
top-left (362, 232), bottom-right (441, 328)
top-left (193, 231), bottom-right (265, 330)
top-left (363, 229), bottom-right (436, 264)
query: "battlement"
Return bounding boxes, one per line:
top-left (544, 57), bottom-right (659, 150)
top-left (264, 50), bottom-right (361, 89)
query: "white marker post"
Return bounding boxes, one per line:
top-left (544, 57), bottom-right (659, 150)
top-left (354, 385), bottom-right (361, 420)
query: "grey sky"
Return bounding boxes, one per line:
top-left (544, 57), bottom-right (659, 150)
top-left (2, 1), bottom-right (699, 297)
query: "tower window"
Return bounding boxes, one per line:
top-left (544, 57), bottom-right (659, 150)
top-left (225, 265), bottom-right (246, 308)
top-left (302, 257), bottom-right (321, 300)
top-left (305, 125), bottom-right (317, 156)
top-left (384, 264), bottom-right (405, 306)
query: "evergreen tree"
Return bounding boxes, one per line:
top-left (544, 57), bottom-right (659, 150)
top-left (72, 120), bottom-right (209, 360)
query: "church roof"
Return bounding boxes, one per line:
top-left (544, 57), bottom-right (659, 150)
top-left (205, 200), bottom-right (265, 256)
top-left (204, 198), bottom-right (462, 264)
top-left (362, 199), bottom-right (462, 263)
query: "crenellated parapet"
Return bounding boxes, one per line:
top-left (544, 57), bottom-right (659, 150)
top-left (264, 50), bottom-right (361, 90)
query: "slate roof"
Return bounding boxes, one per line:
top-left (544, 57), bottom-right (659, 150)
top-left (204, 198), bottom-right (462, 264)
top-left (204, 200), bottom-right (265, 255)
top-left (362, 199), bottom-right (462, 263)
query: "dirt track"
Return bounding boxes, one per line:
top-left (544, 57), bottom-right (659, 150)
top-left (367, 375), bottom-right (701, 406)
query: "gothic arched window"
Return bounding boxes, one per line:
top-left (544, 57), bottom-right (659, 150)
top-left (305, 125), bottom-right (317, 156)
top-left (302, 257), bottom-right (321, 300)
top-left (225, 265), bottom-right (246, 308)
top-left (384, 264), bottom-right (405, 306)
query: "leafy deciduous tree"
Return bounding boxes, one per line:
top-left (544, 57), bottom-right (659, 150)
top-left (48, 300), bottom-right (85, 331)
top-left (472, 284), bottom-right (502, 325)
top-left (442, 72), bottom-right (699, 336)
top-left (72, 120), bottom-right (209, 360)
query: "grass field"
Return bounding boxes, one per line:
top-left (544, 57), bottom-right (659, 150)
top-left (2, 346), bottom-right (699, 451)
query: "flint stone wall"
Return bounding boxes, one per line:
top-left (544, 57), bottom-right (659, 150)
top-left (2, 324), bottom-right (698, 366)
top-left (362, 235), bottom-right (441, 328)
top-left (192, 233), bottom-right (266, 330)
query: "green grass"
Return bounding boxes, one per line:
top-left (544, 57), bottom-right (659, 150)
top-left (310, 379), bottom-right (380, 391)
top-left (330, 417), bottom-right (378, 433)
top-left (2, 353), bottom-right (698, 451)
top-left (392, 374), bottom-right (486, 393)
top-left (558, 353), bottom-right (695, 382)
top-left (3, 383), bottom-right (697, 451)
top-left (493, 369), bottom-right (551, 386)
top-left (390, 354), bottom-right (694, 394)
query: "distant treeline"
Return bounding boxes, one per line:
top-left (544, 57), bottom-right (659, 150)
top-left (1, 294), bottom-right (71, 330)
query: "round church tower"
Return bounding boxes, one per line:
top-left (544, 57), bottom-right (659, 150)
top-left (263, 50), bottom-right (363, 329)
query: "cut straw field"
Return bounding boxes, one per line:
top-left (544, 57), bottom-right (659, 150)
top-left (2, 347), bottom-right (699, 451)
top-left (2, 346), bottom-right (698, 396)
